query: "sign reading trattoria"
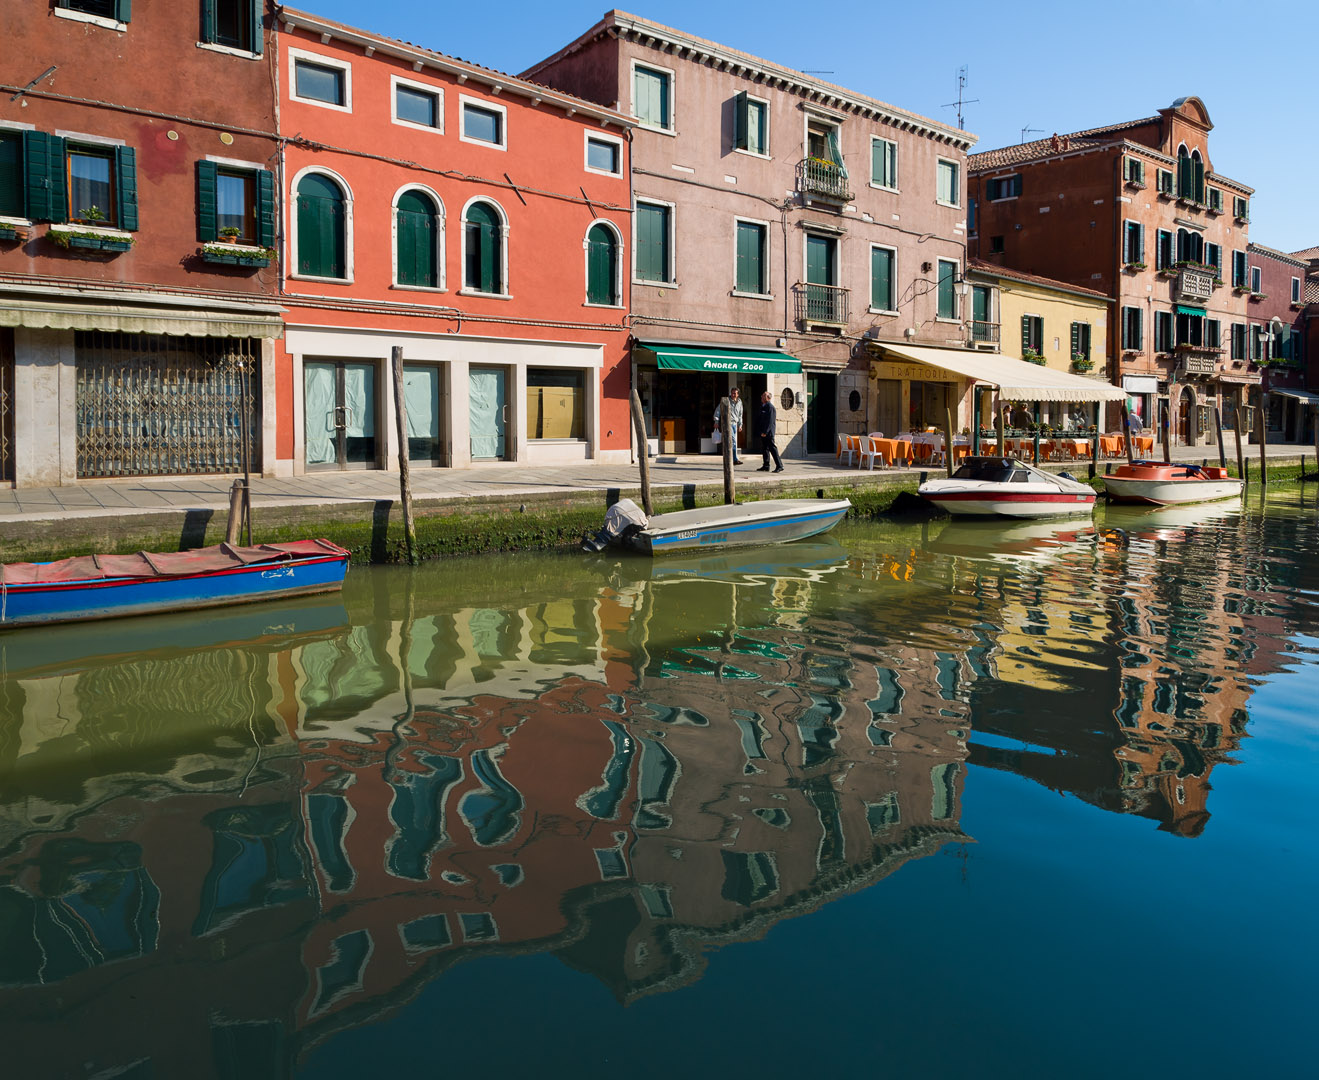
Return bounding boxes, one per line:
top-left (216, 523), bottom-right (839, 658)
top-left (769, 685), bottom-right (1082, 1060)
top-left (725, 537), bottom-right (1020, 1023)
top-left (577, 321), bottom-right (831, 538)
top-left (874, 361), bottom-right (951, 382)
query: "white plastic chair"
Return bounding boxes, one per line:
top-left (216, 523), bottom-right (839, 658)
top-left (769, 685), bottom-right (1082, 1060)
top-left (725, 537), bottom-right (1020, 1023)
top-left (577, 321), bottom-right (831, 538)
top-left (857, 436), bottom-right (884, 471)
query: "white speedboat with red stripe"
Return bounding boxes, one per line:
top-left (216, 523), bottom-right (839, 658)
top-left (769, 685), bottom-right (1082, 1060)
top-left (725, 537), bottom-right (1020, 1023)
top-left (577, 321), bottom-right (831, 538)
top-left (918, 457), bottom-right (1096, 518)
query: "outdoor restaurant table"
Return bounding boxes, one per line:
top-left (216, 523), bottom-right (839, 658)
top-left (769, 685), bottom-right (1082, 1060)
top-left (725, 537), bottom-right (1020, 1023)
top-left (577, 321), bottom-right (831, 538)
top-left (1099, 435), bottom-right (1123, 457)
top-left (1133, 435), bottom-right (1154, 454)
top-left (872, 437), bottom-right (913, 466)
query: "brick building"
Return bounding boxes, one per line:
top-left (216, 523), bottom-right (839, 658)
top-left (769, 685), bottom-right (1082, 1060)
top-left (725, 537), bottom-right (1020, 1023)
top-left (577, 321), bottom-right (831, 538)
top-left (1246, 243), bottom-right (1312, 441)
top-left (969, 97), bottom-right (1254, 442)
top-left (1, 0), bottom-right (283, 488)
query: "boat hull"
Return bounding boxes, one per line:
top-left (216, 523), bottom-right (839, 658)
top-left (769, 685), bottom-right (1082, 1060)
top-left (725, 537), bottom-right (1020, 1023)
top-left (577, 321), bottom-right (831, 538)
top-left (1103, 463), bottom-right (1244, 506)
top-left (922, 489), bottom-right (1097, 518)
top-left (630, 499), bottom-right (851, 556)
top-left (0, 541), bottom-right (350, 628)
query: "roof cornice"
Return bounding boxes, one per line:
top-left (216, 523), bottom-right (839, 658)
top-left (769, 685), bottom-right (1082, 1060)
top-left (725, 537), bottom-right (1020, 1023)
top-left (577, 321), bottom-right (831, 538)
top-left (279, 8), bottom-right (634, 128)
top-left (525, 10), bottom-right (975, 150)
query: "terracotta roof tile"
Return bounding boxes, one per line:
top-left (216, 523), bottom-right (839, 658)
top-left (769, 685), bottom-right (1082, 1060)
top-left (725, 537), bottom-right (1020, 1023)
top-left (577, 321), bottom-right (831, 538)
top-left (967, 257), bottom-right (1110, 300)
top-left (968, 117), bottom-right (1159, 173)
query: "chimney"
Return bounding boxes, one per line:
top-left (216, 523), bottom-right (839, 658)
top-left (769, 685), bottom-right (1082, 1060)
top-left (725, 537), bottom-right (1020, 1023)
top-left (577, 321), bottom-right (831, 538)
top-left (1062, 135), bottom-right (1071, 151)
top-left (1050, 133), bottom-right (1061, 152)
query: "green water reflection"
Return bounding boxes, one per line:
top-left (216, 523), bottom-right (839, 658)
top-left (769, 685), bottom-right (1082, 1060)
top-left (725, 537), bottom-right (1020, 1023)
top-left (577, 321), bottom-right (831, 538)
top-left (1, 491), bottom-right (1317, 1077)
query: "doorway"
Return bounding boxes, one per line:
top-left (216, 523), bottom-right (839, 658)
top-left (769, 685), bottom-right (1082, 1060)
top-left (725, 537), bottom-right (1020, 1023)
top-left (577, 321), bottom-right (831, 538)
top-left (806, 372), bottom-right (836, 454)
top-left (403, 363), bottom-right (445, 465)
top-left (469, 366), bottom-right (508, 461)
top-left (1178, 386), bottom-right (1195, 445)
top-left (304, 359), bottom-right (377, 470)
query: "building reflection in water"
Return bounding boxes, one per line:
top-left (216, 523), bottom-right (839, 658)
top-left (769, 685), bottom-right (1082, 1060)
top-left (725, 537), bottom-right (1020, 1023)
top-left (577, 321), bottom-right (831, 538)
top-left (0, 507), bottom-right (1300, 1074)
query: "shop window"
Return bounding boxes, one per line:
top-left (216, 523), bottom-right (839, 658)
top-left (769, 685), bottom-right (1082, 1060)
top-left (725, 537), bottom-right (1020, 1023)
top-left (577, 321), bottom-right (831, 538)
top-left (526, 369), bottom-right (584, 440)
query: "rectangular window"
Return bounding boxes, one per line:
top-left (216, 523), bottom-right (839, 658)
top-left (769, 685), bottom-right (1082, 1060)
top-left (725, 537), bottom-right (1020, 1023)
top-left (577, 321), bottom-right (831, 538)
top-left (1155, 310), bottom-right (1173, 353)
top-left (989, 235), bottom-right (1004, 254)
top-left (1205, 243), bottom-right (1221, 274)
top-left (68, 146), bottom-right (115, 224)
top-left (1070, 321), bottom-right (1092, 362)
top-left (0, 130), bottom-right (23, 218)
top-left (1233, 195), bottom-right (1250, 220)
top-left (936, 159), bottom-right (959, 206)
top-left (1232, 250), bottom-right (1247, 288)
top-left (56, 0), bottom-right (130, 24)
top-left (633, 64), bottom-right (671, 130)
top-left (1156, 229), bottom-right (1173, 270)
top-left (1123, 221), bottom-right (1144, 265)
top-left (1251, 266), bottom-right (1262, 293)
top-left (202, 0), bottom-right (262, 54)
top-left (526, 368), bottom-right (585, 441)
top-left (1251, 324), bottom-right (1264, 362)
top-left (870, 245), bottom-right (895, 311)
top-left (734, 220), bottom-right (767, 295)
top-left (1123, 157), bottom-right (1145, 185)
top-left (635, 201), bottom-right (671, 283)
top-left (585, 135), bottom-right (621, 175)
top-left (986, 174), bottom-right (1021, 201)
top-left (1231, 323), bottom-right (1246, 360)
top-left (1206, 319), bottom-right (1221, 348)
top-left (198, 160), bottom-right (275, 246)
top-left (1293, 277), bottom-right (1302, 304)
top-left (1156, 168), bottom-right (1173, 195)
top-left (1208, 187), bottom-right (1223, 212)
top-left (461, 101), bottom-right (505, 147)
top-left (968, 197), bottom-right (976, 233)
top-left (937, 258), bottom-right (958, 318)
top-left (1122, 306), bottom-right (1142, 350)
top-left (734, 93), bottom-right (768, 155)
top-left (870, 137), bottom-right (897, 189)
top-left (294, 59), bottom-right (346, 107)
top-left (1021, 314), bottom-right (1043, 353)
top-left (393, 78), bottom-right (441, 131)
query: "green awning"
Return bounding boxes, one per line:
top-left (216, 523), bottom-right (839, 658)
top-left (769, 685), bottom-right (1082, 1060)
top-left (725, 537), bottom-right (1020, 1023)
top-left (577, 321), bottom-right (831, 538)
top-left (638, 342), bottom-right (801, 374)
top-left (1176, 304), bottom-right (1206, 316)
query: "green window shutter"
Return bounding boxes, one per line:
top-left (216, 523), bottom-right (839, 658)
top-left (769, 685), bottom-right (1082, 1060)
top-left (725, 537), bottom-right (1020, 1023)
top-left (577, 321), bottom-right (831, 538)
top-left (115, 0), bottom-right (131, 22)
top-left (115, 145), bottom-right (138, 231)
top-left (1020, 314), bottom-right (1032, 351)
top-left (0, 132), bottom-right (23, 218)
top-left (735, 221), bottom-right (762, 294)
top-left (871, 247), bottom-right (892, 310)
top-left (733, 91), bottom-right (748, 151)
top-left (297, 174), bottom-right (345, 278)
top-left (249, 0), bottom-right (264, 56)
top-left (197, 159), bottom-right (217, 241)
top-left (636, 203), bottom-right (667, 282)
top-left (1070, 322), bottom-right (1080, 356)
top-left (256, 168), bottom-right (275, 247)
top-left (25, 131), bottom-right (66, 223)
top-left (587, 224), bottom-right (615, 304)
top-left (1082, 323), bottom-right (1091, 358)
top-left (396, 192), bottom-right (436, 288)
top-left (201, 0), bottom-right (217, 43)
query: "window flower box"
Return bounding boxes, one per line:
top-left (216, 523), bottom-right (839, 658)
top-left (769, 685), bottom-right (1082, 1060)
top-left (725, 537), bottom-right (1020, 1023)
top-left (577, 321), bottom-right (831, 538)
top-left (200, 242), bottom-right (276, 268)
top-left (1249, 292), bottom-right (1267, 301)
top-left (1234, 214), bottom-right (1250, 225)
top-left (1022, 349), bottom-right (1047, 365)
top-left (49, 226), bottom-right (135, 253)
top-left (1125, 179), bottom-right (1146, 190)
top-left (0, 224), bottom-right (26, 242)
top-left (1071, 356), bottom-right (1094, 373)
top-left (1232, 285), bottom-right (1251, 295)
top-left (1157, 267), bottom-right (1178, 277)
top-left (1123, 261), bottom-right (1146, 272)
top-left (1291, 301), bottom-right (1306, 311)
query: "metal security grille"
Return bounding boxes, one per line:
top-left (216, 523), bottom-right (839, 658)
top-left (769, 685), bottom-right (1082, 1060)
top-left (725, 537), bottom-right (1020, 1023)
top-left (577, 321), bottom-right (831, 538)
top-left (75, 331), bottom-right (258, 478)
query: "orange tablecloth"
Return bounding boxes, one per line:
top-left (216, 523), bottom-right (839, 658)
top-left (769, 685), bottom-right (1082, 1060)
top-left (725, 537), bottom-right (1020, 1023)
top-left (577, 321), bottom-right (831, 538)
top-left (1099, 436), bottom-right (1123, 457)
top-left (873, 438), bottom-right (913, 466)
top-left (1134, 436), bottom-right (1154, 453)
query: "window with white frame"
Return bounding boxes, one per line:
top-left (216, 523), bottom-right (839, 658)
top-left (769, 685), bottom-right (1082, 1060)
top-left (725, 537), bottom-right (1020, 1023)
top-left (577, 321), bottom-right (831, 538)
top-left (1156, 168), bottom-right (1173, 195)
top-left (632, 63), bottom-right (672, 131)
top-left (392, 76), bottom-right (442, 133)
top-left (460, 97), bottom-right (506, 149)
top-left (734, 219), bottom-right (768, 296)
top-left (1293, 277), bottom-right (1301, 304)
top-left (1123, 156), bottom-right (1145, 185)
top-left (870, 137), bottom-right (897, 190)
top-left (986, 174), bottom-right (1021, 201)
top-left (395, 187), bottom-right (443, 290)
top-left (54, 0), bottom-right (129, 29)
top-left (584, 131), bottom-right (623, 176)
top-left (936, 158), bottom-right (959, 207)
top-left (463, 199), bottom-right (506, 294)
top-left (733, 93), bottom-right (768, 156)
top-left (289, 49), bottom-right (351, 112)
top-left (1251, 265), bottom-right (1262, 294)
top-left (201, 0), bottom-right (263, 55)
top-left (936, 258), bottom-right (958, 319)
top-left (1122, 306), bottom-right (1142, 350)
top-left (585, 222), bottom-right (621, 306)
top-left (1123, 221), bottom-right (1144, 265)
top-left (870, 245), bottom-right (895, 312)
top-left (635, 199), bottom-right (672, 283)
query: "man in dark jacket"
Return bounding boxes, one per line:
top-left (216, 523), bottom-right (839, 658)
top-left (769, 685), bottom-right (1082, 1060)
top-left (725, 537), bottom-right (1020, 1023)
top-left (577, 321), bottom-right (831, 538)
top-left (756, 390), bottom-right (784, 472)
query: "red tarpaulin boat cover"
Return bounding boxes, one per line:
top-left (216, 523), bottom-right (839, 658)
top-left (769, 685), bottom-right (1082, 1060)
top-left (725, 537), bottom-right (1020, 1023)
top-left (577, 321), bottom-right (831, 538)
top-left (0, 540), bottom-right (349, 586)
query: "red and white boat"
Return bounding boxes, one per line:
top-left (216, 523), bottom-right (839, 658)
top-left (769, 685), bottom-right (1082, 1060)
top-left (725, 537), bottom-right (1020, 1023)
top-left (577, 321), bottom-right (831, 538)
top-left (1102, 461), bottom-right (1243, 506)
top-left (917, 457), bottom-right (1096, 518)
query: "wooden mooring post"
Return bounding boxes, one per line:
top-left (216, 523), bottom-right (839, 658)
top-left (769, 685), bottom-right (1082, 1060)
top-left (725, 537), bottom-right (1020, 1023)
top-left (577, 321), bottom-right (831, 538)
top-left (719, 395), bottom-right (735, 505)
top-left (1256, 403), bottom-right (1268, 487)
top-left (391, 346), bottom-right (418, 564)
top-left (630, 389), bottom-right (653, 515)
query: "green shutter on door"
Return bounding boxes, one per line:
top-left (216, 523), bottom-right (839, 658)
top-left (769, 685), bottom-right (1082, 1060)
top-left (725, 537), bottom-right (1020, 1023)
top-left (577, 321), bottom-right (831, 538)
top-left (25, 131), bottom-right (66, 223)
top-left (256, 169), bottom-right (274, 247)
top-left (197, 160), bottom-right (217, 241)
top-left (115, 145), bottom-right (138, 231)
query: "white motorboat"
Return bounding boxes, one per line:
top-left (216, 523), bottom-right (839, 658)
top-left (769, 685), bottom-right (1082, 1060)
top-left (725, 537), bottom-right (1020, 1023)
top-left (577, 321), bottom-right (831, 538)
top-left (583, 497), bottom-right (851, 555)
top-left (917, 457), bottom-right (1096, 518)
top-left (1102, 461), bottom-right (1244, 506)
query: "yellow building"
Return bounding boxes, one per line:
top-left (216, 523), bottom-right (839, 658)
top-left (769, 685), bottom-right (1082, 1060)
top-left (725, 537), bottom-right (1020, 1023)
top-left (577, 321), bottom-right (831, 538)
top-left (967, 259), bottom-right (1112, 427)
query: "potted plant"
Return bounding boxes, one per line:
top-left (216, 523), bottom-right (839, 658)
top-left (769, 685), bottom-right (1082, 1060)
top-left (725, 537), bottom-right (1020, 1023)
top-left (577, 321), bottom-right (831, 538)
top-left (200, 241), bottom-right (276, 267)
top-left (1071, 353), bottom-right (1094, 373)
top-left (1022, 348), bottom-right (1046, 365)
top-left (77, 205), bottom-right (107, 225)
top-left (1123, 261), bottom-right (1146, 272)
top-left (219, 226), bottom-right (241, 244)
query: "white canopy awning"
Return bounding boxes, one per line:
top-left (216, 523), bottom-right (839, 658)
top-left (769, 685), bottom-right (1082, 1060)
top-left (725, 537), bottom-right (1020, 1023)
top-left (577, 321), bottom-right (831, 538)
top-left (1270, 388), bottom-right (1319, 405)
top-left (0, 297), bottom-right (283, 338)
top-left (873, 343), bottom-right (1128, 402)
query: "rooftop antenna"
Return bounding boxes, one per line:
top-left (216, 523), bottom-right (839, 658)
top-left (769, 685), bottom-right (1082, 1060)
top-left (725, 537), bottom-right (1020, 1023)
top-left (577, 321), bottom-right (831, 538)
top-left (1020, 125), bottom-right (1044, 144)
top-left (941, 66), bottom-right (978, 131)
top-left (800, 70), bottom-right (834, 75)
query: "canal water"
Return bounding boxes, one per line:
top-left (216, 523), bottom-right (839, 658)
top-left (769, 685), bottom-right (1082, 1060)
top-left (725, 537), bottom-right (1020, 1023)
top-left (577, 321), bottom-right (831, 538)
top-left (1, 491), bottom-right (1316, 1078)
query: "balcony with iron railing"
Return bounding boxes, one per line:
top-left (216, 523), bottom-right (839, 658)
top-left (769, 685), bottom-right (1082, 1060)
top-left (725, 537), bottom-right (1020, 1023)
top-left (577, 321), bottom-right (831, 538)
top-left (969, 320), bottom-right (1000, 345)
top-left (797, 158), bottom-right (852, 204)
top-left (795, 282), bottom-right (850, 327)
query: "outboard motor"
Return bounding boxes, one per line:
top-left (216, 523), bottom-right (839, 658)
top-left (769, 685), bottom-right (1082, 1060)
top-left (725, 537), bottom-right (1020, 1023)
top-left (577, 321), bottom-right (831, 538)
top-left (582, 498), bottom-right (649, 553)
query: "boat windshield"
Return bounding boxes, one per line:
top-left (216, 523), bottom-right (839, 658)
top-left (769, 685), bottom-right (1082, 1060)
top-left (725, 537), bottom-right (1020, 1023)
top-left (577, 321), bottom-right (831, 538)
top-left (951, 459), bottom-right (1028, 483)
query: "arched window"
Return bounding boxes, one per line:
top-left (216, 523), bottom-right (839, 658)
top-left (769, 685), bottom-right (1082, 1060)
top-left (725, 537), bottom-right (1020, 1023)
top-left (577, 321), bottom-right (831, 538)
top-left (296, 173), bottom-right (347, 279)
top-left (1177, 145), bottom-right (1206, 203)
top-left (1191, 150), bottom-right (1205, 203)
top-left (396, 189), bottom-right (440, 289)
top-left (464, 201), bottom-right (503, 294)
top-left (585, 222), bottom-right (619, 305)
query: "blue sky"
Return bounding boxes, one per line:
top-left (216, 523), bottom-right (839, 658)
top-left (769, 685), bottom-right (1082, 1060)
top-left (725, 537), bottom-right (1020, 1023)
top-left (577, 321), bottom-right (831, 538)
top-left (295, 0), bottom-right (1314, 251)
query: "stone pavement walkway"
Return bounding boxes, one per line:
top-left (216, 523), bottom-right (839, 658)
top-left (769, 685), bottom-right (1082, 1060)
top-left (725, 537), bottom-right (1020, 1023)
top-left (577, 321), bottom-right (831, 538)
top-left (0, 436), bottom-right (1307, 526)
